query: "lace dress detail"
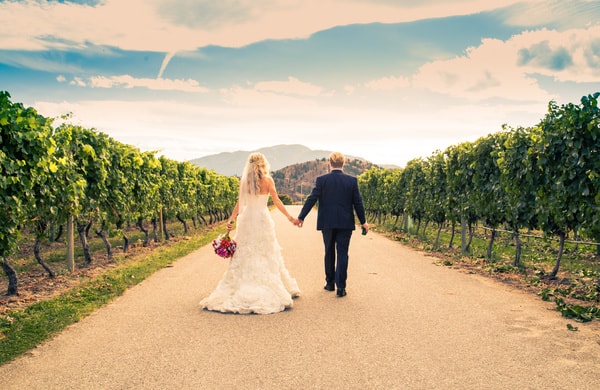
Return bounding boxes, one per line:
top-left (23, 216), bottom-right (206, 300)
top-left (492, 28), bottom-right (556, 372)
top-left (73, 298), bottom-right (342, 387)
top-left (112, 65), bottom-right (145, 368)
top-left (200, 194), bottom-right (300, 314)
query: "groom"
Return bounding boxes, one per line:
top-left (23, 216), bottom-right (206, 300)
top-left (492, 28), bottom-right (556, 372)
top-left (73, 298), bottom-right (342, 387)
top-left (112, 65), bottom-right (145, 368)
top-left (296, 152), bottom-right (369, 297)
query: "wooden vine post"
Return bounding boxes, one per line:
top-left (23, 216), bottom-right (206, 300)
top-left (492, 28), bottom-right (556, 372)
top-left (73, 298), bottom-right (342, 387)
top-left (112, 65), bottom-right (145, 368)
top-left (67, 214), bottom-right (75, 272)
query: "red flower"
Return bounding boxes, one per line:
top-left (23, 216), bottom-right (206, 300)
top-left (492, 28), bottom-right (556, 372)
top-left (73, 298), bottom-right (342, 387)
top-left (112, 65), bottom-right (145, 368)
top-left (212, 232), bottom-right (237, 258)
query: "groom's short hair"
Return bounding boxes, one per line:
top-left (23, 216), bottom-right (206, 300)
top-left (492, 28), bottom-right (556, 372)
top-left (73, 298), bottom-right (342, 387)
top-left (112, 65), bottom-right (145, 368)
top-left (329, 152), bottom-right (345, 168)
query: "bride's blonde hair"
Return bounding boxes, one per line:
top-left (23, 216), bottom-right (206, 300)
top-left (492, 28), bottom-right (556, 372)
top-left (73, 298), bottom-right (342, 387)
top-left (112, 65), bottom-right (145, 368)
top-left (239, 153), bottom-right (270, 202)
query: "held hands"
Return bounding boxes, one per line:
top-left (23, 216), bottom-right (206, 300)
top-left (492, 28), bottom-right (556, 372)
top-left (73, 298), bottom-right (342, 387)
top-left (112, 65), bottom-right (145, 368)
top-left (288, 215), bottom-right (303, 227)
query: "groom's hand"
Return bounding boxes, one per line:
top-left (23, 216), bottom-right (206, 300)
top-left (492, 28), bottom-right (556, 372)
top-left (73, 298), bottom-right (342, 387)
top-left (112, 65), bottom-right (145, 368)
top-left (295, 218), bottom-right (304, 228)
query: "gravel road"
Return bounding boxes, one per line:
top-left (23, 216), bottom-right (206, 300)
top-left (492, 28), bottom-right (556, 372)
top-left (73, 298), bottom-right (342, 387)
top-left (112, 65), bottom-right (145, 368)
top-left (1, 206), bottom-right (599, 389)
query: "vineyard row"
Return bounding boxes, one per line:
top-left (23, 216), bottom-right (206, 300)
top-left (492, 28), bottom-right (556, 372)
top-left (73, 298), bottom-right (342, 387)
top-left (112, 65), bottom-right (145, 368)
top-left (1, 91), bottom-right (238, 295)
top-left (357, 92), bottom-right (600, 280)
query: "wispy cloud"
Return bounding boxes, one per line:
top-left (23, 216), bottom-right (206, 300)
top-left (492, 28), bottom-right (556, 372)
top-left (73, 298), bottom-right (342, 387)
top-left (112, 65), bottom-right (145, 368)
top-left (0, 50), bottom-right (86, 73)
top-left (254, 77), bottom-right (328, 97)
top-left (155, 0), bottom-right (258, 30)
top-left (364, 76), bottom-right (411, 90)
top-left (220, 85), bottom-right (321, 108)
top-left (501, 0), bottom-right (600, 28)
top-left (58, 74), bottom-right (210, 92)
top-left (0, 0), bottom-right (530, 53)
top-left (158, 52), bottom-right (177, 79)
top-left (217, 77), bottom-right (334, 108)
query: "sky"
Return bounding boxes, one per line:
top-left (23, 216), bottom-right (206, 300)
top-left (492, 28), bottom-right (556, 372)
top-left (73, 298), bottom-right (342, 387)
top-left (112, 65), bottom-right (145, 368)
top-left (1, 0), bottom-right (600, 168)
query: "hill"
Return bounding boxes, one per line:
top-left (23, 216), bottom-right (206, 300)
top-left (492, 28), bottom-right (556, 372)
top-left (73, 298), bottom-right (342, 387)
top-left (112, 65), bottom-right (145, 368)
top-left (189, 144), bottom-right (337, 176)
top-left (189, 144), bottom-right (380, 202)
top-left (272, 158), bottom-right (376, 202)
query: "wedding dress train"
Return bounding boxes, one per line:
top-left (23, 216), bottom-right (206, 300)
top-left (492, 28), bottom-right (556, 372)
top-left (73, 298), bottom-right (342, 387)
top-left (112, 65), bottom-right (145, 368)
top-left (200, 194), bottom-right (300, 314)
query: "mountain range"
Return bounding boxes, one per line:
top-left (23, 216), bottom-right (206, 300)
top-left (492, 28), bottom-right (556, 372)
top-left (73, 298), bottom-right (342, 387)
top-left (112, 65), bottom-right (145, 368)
top-left (189, 144), bottom-right (381, 202)
top-left (189, 144), bottom-right (366, 176)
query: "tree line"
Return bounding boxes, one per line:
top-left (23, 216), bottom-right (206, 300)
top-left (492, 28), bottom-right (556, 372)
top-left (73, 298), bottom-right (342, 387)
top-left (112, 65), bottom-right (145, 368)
top-left (1, 91), bottom-right (238, 296)
top-left (358, 92), bottom-right (600, 280)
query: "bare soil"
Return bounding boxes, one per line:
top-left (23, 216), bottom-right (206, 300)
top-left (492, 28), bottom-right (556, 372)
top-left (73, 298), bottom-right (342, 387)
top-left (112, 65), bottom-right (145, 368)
top-left (1, 237), bottom-right (183, 316)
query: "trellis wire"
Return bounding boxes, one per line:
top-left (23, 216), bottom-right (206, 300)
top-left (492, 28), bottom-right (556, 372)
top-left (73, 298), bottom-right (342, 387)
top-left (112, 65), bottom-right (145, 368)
top-left (479, 226), bottom-right (600, 246)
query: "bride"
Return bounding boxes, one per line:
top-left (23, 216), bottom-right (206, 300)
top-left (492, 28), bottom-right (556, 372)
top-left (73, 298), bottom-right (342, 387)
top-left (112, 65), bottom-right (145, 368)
top-left (200, 152), bottom-right (301, 314)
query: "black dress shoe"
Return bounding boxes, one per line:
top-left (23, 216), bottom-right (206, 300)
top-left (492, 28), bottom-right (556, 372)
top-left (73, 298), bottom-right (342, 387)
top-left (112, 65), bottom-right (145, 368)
top-left (336, 288), bottom-right (346, 297)
top-left (324, 284), bottom-right (335, 291)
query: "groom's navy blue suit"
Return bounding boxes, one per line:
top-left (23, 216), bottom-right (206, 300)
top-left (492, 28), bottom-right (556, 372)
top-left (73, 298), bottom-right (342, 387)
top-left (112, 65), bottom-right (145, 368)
top-left (298, 169), bottom-right (366, 291)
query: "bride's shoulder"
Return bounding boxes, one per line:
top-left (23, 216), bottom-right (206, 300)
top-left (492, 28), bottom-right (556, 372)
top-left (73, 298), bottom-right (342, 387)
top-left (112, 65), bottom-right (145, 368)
top-left (258, 175), bottom-right (274, 194)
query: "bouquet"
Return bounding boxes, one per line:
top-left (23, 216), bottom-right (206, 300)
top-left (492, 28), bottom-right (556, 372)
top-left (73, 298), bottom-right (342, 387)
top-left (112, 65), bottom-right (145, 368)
top-left (212, 232), bottom-right (237, 259)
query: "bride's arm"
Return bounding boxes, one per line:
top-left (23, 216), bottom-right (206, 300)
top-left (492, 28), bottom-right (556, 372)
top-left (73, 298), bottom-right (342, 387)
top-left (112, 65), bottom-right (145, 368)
top-left (266, 177), bottom-right (296, 224)
top-left (227, 200), bottom-right (239, 231)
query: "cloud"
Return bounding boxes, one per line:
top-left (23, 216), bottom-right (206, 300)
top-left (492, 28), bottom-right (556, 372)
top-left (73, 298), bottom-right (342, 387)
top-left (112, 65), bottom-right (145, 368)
top-left (406, 26), bottom-right (600, 101)
top-left (0, 0), bottom-right (199, 52)
top-left (69, 77), bottom-right (87, 87)
top-left (0, 50), bottom-right (85, 73)
top-left (254, 77), bottom-right (327, 97)
top-left (352, 23), bottom-right (599, 108)
top-left (518, 41), bottom-right (573, 71)
top-left (0, 0), bottom-right (528, 53)
top-left (516, 27), bottom-right (600, 83)
top-left (502, 0), bottom-right (600, 29)
top-left (364, 75), bottom-right (410, 90)
top-left (58, 74), bottom-right (210, 92)
top-left (218, 76), bottom-right (334, 107)
top-left (220, 85), bottom-right (321, 108)
top-left (157, 52), bottom-right (177, 78)
top-left (411, 36), bottom-right (545, 101)
top-left (155, 0), bottom-right (257, 30)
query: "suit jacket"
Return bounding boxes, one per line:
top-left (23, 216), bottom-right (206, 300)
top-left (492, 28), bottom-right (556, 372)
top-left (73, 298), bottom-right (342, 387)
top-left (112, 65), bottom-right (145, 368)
top-left (298, 169), bottom-right (366, 230)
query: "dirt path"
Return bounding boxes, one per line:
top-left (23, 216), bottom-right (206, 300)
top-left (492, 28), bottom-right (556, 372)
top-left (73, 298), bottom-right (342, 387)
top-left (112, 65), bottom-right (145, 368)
top-left (1, 206), bottom-right (599, 389)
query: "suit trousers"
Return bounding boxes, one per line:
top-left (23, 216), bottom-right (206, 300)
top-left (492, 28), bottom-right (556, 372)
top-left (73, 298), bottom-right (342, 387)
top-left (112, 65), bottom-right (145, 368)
top-left (321, 228), bottom-right (352, 289)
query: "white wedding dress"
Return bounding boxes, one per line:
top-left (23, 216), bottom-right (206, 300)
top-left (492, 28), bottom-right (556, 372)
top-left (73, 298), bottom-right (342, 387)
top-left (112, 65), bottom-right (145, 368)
top-left (200, 194), bottom-right (300, 314)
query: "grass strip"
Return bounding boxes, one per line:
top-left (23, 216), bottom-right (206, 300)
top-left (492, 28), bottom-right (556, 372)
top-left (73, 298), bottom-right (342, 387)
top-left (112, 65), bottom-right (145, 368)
top-left (0, 231), bottom-right (218, 365)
